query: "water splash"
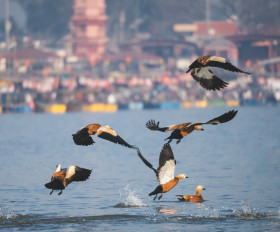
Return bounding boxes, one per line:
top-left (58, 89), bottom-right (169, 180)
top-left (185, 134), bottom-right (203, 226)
top-left (115, 184), bottom-right (147, 208)
top-left (0, 205), bottom-right (16, 219)
top-left (233, 201), bottom-right (266, 220)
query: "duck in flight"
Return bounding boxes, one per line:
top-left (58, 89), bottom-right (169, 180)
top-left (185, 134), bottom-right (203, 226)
top-left (146, 110), bottom-right (238, 144)
top-left (136, 143), bottom-right (187, 200)
top-left (72, 123), bottom-right (137, 150)
top-left (45, 164), bottom-right (92, 195)
top-left (176, 185), bottom-right (206, 203)
top-left (186, 55), bottom-right (250, 91)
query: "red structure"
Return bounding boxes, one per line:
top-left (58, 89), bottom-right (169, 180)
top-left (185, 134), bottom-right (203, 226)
top-left (71, 0), bottom-right (108, 63)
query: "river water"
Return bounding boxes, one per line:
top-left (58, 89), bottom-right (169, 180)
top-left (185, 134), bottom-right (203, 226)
top-left (0, 107), bottom-right (279, 231)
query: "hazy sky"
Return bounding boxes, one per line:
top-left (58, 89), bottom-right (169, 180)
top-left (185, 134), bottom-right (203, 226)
top-left (0, 0), bottom-right (26, 30)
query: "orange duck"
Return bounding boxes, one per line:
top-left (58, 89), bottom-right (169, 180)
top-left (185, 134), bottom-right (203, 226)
top-left (45, 164), bottom-right (92, 195)
top-left (177, 185), bottom-right (206, 202)
top-left (186, 55), bottom-right (250, 91)
top-left (146, 110), bottom-right (238, 144)
top-left (72, 124), bottom-right (137, 150)
top-left (136, 143), bottom-right (187, 200)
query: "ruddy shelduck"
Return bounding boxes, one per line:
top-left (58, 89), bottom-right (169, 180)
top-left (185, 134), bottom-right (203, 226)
top-left (136, 143), bottom-right (187, 200)
top-left (186, 55), bottom-right (250, 91)
top-left (45, 164), bottom-right (92, 195)
top-left (146, 110), bottom-right (238, 144)
top-left (72, 123), bottom-right (137, 150)
top-left (177, 185), bottom-right (206, 202)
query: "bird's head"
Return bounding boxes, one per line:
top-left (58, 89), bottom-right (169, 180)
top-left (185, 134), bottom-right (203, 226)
top-left (176, 174), bottom-right (188, 179)
top-left (196, 185), bottom-right (206, 191)
top-left (194, 125), bottom-right (204, 131)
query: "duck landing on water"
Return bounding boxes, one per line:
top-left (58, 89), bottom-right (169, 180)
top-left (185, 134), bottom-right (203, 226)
top-left (45, 164), bottom-right (92, 195)
top-left (136, 143), bottom-right (187, 200)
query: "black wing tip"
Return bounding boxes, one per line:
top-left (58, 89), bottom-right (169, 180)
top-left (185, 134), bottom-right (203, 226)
top-left (163, 142), bottom-right (171, 150)
top-left (159, 143), bottom-right (174, 162)
top-left (219, 109), bottom-right (238, 123)
top-left (73, 167), bottom-right (93, 181)
top-left (146, 119), bottom-right (159, 130)
top-left (228, 109), bottom-right (238, 118)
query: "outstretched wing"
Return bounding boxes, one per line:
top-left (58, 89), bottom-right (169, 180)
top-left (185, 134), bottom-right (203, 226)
top-left (185, 110), bottom-right (238, 128)
top-left (72, 127), bottom-right (95, 146)
top-left (64, 166), bottom-right (92, 187)
top-left (146, 120), bottom-right (168, 132)
top-left (157, 143), bottom-right (176, 185)
top-left (97, 127), bottom-right (136, 149)
top-left (191, 67), bottom-right (228, 91)
top-left (205, 110), bottom-right (238, 125)
top-left (206, 57), bottom-right (250, 74)
top-left (136, 148), bottom-right (157, 174)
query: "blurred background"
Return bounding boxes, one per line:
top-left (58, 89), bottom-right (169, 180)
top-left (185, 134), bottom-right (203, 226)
top-left (0, 0), bottom-right (279, 113)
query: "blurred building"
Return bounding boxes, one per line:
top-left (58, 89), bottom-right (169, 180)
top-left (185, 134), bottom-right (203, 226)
top-left (0, 47), bottom-right (63, 74)
top-left (71, 0), bottom-right (108, 63)
top-left (174, 21), bottom-right (238, 39)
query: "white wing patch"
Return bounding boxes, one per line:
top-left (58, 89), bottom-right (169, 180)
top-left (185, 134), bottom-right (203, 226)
top-left (97, 126), bottom-right (118, 136)
top-left (208, 56), bottom-right (226, 63)
top-left (65, 165), bottom-right (76, 179)
top-left (193, 67), bottom-right (214, 80)
top-left (54, 164), bottom-right (61, 173)
top-left (158, 160), bottom-right (175, 185)
top-left (166, 125), bottom-right (175, 131)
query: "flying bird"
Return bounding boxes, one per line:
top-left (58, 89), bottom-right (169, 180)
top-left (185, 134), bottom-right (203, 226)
top-left (136, 143), bottom-right (187, 200)
top-left (45, 164), bottom-right (92, 195)
top-left (176, 185), bottom-right (206, 203)
top-left (186, 55), bottom-right (250, 91)
top-left (72, 124), bottom-right (137, 150)
top-left (146, 110), bottom-right (238, 144)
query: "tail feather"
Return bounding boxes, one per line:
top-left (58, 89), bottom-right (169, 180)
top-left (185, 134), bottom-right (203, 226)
top-left (45, 179), bottom-right (65, 190)
top-left (149, 185), bottom-right (163, 196)
top-left (176, 195), bottom-right (185, 201)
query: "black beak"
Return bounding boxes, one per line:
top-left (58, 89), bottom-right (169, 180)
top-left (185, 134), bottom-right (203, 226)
top-left (203, 187), bottom-right (206, 190)
top-left (201, 128), bottom-right (205, 131)
top-left (186, 68), bottom-right (191, 73)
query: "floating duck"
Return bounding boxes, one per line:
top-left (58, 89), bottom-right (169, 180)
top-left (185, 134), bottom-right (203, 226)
top-left (136, 143), bottom-right (187, 200)
top-left (45, 164), bottom-right (92, 195)
top-left (176, 185), bottom-right (206, 202)
top-left (72, 124), bottom-right (137, 149)
top-left (186, 55), bottom-right (250, 91)
top-left (146, 110), bottom-right (238, 144)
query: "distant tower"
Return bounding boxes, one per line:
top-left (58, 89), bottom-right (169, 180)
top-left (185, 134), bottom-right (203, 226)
top-left (71, 0), bottom-right (108, 63)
